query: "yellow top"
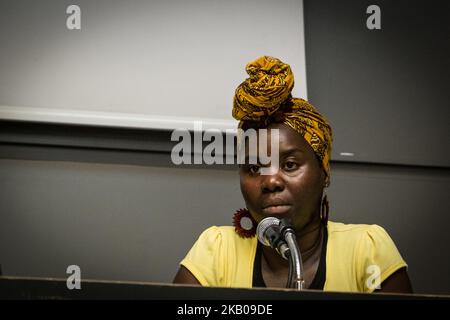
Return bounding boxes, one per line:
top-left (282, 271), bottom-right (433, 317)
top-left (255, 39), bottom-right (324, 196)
top-left (180, 221), bottom-right (407, 293)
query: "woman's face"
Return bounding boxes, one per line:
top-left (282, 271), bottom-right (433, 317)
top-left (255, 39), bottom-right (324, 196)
top-left (239, 123), bottom-right (326, 232)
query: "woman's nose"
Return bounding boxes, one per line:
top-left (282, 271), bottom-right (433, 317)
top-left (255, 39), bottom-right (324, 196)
top-left (261, 172), bottom-right (285, 193)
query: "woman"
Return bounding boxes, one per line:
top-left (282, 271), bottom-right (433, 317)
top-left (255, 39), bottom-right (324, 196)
top-left (173, 56), bottom-right (412, 293)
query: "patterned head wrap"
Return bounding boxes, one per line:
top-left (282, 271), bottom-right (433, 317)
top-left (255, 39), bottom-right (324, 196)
top-left (233, 56), bottom-right (333, 178)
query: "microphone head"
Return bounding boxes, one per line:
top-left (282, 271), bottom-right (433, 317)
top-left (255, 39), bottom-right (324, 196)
top-left (256, 216), bottom-right (281, 246)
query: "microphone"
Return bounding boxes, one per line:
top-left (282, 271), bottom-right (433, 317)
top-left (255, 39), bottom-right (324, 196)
top-left (256, 217), bottom-right (290, 260)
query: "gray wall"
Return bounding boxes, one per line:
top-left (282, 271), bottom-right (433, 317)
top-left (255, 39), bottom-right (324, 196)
top-left (0, 156), bottom-right (242, 283)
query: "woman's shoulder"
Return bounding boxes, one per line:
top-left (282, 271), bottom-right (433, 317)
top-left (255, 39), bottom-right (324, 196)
top-left (192, 226), bottom-right (256, 264)
top-left (329, 220), bottom-right (388, 232)
top-left (327, 221), bottom-right (402, 262)
top-left (198, 225), bottom-right (238, 237)
top-left (325, 222), bottom-right (406, 292)
top-left (196, 226), bottom-right (255, 244)
top-left (328, 221), bottom-right (392, 243)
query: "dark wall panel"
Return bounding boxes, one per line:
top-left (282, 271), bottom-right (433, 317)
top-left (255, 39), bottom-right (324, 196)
top-left (304, 0), bottom-right (450, 167)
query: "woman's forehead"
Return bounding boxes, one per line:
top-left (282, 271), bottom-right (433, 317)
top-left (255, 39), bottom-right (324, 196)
top-left (267, 123), bottom-right (311, 152)
top-left (243, 123), bottom-right (313, 155)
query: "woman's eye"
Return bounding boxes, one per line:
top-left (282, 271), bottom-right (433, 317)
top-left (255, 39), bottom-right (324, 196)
top-left (284, 161), bottom-right (298, 170)
top-left (249, 165), bottom-right (260, 174)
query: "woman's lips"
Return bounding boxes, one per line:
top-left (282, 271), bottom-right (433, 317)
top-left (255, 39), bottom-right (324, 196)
top-left (261, 204), bottom-right (292, 215)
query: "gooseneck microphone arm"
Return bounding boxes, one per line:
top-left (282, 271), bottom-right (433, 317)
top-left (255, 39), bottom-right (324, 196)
top-left (279, 218), bottom-right (305, 290)
top-left (256, 217), bottom-right (305, 290)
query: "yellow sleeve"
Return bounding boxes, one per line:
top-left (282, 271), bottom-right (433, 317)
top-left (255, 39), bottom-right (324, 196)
top-left (180, 226), bottom-right (224, 287)
top-left (357, 225), bottom-right (408, 292)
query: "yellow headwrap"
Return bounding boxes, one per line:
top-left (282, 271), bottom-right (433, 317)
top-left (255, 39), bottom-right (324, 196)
top-left (232, 56), bottom-right (333, 178)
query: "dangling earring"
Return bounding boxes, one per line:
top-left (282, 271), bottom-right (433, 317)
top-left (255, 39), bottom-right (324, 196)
top-left (320, 190), bottom-right (329, 226)
top-left (233, 208), bottom-right (257, 238)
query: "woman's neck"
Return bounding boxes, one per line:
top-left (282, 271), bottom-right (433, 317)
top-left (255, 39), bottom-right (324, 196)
top-left (295, 220), bottom-right (323, 261)
top-left (261, 219), bottom-right (323, 271)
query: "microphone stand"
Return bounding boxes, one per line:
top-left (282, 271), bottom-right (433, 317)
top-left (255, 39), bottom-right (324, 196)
top-left (280, 219), bottom-right (305, 290)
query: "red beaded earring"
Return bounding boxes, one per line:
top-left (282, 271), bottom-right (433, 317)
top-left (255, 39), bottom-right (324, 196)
top-left (233, 208), bottom-right (257, 238)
